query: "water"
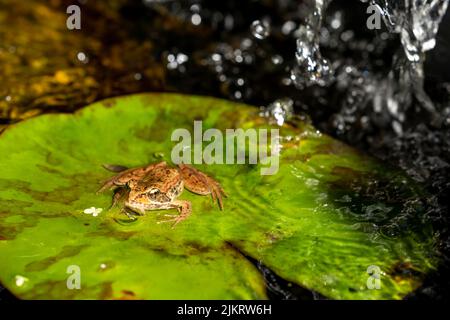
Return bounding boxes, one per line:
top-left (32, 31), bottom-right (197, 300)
top-left (370, 0), bottom-right (449, 61)
top-left (291, 0), bottom-right (334, 88)
top-left (261, 98), bottom-right (294, 126)
top-left (251, 20), bottom-right (271, 40)
top-left (368, 0), bottom-right (449, 119)
top-left (291, 0), bottom-right (448, 121)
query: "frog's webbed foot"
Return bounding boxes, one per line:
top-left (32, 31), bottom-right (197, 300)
top-left (121, 205), bottom-right (146, 221)
top-left (178, 164), bottom-right (227, 210)
top-left (157, 200), bottom-right (192, 228)
top-left (121, 208), bottom-right (138, 220)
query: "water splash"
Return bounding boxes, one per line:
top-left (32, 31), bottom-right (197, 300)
top-left (366, 0), bottom-right (449, 119)
top-left (261, 98), bottom-right (294, 126)
top-left (291, 0), bottom-right (334, 88)
top-left (370, 0), bottom-right (448, 61)
top-left (291, 0), bottom-right (448, 122)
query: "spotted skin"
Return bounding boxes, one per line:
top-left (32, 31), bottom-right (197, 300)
top-left (98, 161), bottom-right (226, 226)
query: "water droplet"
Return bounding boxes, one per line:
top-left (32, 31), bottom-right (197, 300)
top-left (262, 98), bottom-right (294, 126)
top-left (190, 4), bottom-right (200, 12)
top-left (77, 52), bottom-right (88, 63)
top-left (176, 53), bottom-right (188, 64)
top-left (15, 275), bottom-right (28, 287)
top-left (330, 11), bottom-right (343, 30)
top-left (291, 25), bottom-right (334, 88)
top-left (166, 53), bottom-right (188, 71)
top-left (240, 38), bottom-right (253, 49)
top-left (271, 55), bottom-right (284, 65)
top-left (234, 50), bottom-right (244, 63)
top-left (234, 91), bottom-right (242, 99)
top-left (191, 13), bottom-right (202, 26)
top-left (251, 20), bottom-right (270, 40)
top-left (282, 21), bottom-right (296, 35)
top-left (224, 14), bottom-right (234, 30)
top-left (211, 53), bottom-right (222, 62)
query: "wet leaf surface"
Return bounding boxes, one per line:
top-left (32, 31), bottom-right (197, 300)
top-left (0, 93), bottom-right (438, 299)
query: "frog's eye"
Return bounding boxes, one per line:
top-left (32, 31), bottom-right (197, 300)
top-left (148, 189), bottom-right (160, 194)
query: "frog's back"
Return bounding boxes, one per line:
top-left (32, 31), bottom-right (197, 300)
top-left (142, 165), bottom-right (182, 193)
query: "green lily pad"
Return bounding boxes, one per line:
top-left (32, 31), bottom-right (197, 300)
top-left (0, 93), bottom-right (438, 299)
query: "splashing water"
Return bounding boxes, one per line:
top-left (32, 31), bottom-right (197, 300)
top-left (369, 0), bottom-right (449, 119)
top-left (369, 0), bottom-right (449, 61)
top-left (291, 0), bottom-right (334, 88)
top-left (297, 0), bottom-right (448, 120)
top-left (261, 98), bottom-right (294, 126)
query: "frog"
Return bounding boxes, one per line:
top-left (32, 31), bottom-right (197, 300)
top-left (97, 161), bottom-right (226, 226)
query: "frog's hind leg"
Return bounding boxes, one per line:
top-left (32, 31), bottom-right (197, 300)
top-left (97, 161), bottom-right (167, 193)
top-left (97, 169), bottom-right (138, 193)
top-left (158, 200), bottom-right (192, 228)
top-left (102, 164), bottom-right (129, 173)
top-left (178, 164), bottom-right (227, 210)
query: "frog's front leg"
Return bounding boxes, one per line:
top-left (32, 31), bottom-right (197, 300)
top-left (158, 200), bottom-right (192, 228)
top-left (123, 201), bottom-right (147, 216)
top-left (110, 187), bottom-right (128, 209)
top-left (121, 207), bottom-right (140, 220)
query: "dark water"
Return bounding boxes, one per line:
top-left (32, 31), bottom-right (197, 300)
top-left (1, 0), bottom-right (449, 300)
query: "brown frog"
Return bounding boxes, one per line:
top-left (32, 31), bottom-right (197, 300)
top-left (98, 161), bottom-right (226, 226)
